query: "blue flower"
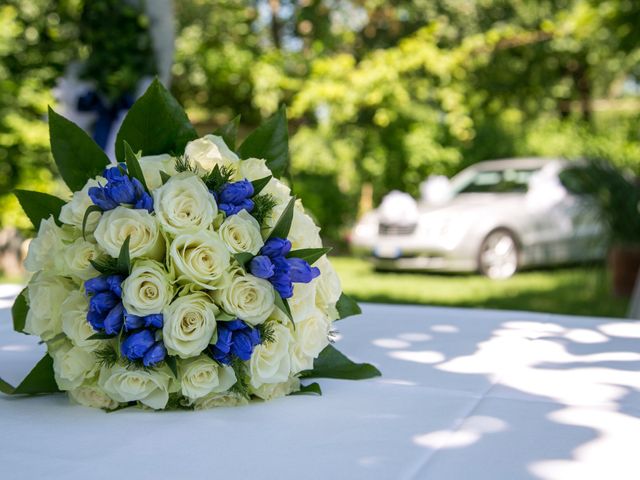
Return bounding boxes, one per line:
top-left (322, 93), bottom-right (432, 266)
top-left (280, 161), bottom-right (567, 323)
top-left (219, 180), bottom-right (254, 204)
top-left (88, 165), bottom-right (153, 213)
top-left (217, 179), bottom-right (255, 216)
top-left (271, 272), bottom-right (294, 299)
top-left (288, 257), bottom-right (321, 283)
top-left (88, 187), bottom-right (118, 211)
top-left (85, 276), bottom-right (110, 295)
top-left (143, 342), bottom-right (167, 367)
top-left (249, 255), bottom-right (275, 279)
top-left (84, 274), bottom-right (125, 334)
top-left (250, 237), bottom-right (320, 298)
top-left (209, 320), bottom-right (261, 364)
top-left (121, 329), bottom-right (156, 361)
top-left (89, 292), bottom-right (119, 314)
top-left (103, 303), bottom-right (125, 335)
top-left (261, 238), bottom-right (292, 258)
top-left (124, 313), bottom-right (164, 330)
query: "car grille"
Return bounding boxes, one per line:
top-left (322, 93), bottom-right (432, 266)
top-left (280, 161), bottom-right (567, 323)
top-left (378, 223), bottom-right (416, 236)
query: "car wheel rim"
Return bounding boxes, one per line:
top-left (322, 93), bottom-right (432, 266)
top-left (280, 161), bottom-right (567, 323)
top-left (481, 232), bottom-right (518, 279)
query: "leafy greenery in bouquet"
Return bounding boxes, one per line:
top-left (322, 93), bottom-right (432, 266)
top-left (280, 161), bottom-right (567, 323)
top-left (0, 80), bottom-right (379, 410)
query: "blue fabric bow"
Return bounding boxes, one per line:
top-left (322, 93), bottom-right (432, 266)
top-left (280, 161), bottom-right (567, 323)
top-left (77, 90), bottom-right (134, 150)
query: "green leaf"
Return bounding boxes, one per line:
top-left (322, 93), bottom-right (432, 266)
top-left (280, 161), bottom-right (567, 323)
top-left (251, 175), bottom-right (272, 196)
top-left (88, 333), bottom-right (114, 340)
top-left (159, 170), bottom-right (171, 184)
top-left (214, 115), bottom-right (240, 150)
top-left (115, 79), bottom-right (197, 162)
top-left (274, 292), bottom-right (294, 326)
top-left (14, 189), bottom-right (66, 229)
top-left (238, 106), bottom-right (289, 178)
top-left (290, 382), bottom-right (322, 396)
top-left (117, 236), bottom-right (131, 274)
top-left (301, 345), bottom-right (381, 380)
top-left (165, 356), bottom-right (178, 378)
top-left (287, 247), bottom-right (332, 265)
top-left (216, 311), bottom-right (235, 321)
top-left (11, 288), bottom-right (28, 334)
top-left (336, 293), bottom-right (362, 320)
top-left (0, 354), bottom-right (61, 395)
top-left (48, 107), bottom-right (110, 191)
top-left (123, 140), bottom-right (149, 191)
top-left (82, 205), bottom-right (103, 239)
top-left (234, 252), bottom-right (254, 268)
top-left (268, 196), bottom-right (296, 240)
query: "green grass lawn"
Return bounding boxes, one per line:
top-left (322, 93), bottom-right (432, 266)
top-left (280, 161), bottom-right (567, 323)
top-left (332, 257), bottom-right (630, 318)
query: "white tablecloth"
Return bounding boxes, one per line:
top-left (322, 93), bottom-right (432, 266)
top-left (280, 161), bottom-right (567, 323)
top-left (1, 286), bottom-right (639, 480)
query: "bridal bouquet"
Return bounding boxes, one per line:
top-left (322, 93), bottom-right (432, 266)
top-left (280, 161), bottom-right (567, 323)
top-left (1, 80), bottom-right (379, 411)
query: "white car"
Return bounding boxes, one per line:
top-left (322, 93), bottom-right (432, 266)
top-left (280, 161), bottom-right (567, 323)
top-left (350, 157), bottom-right (605, 279)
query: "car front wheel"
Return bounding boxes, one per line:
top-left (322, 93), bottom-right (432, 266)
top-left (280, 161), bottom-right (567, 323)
top-left (478, 229), bottom-right (519, 279)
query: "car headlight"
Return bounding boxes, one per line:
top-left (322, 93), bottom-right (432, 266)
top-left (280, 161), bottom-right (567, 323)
top-left (354, 222), bottom-right (378, 239)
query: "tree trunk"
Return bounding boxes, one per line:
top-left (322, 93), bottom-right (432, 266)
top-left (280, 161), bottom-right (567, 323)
top-left (269, 0), bottom-right (282, 49)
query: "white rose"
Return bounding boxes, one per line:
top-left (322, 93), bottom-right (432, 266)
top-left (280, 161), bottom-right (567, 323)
top-left (63, 238), bottom-right (103, 281)
top-left (59, 176), bottom-right (104, 233)
top-left (69, 381), bottom-right (120, 410)
top-left (153, 172), bottom-right (218, 236)
top-left (184, 135), bottom-right (239, 174)
top-left (193, 391), bottom-right (249, 410)
top-left (94, 206), bottom-right (164, 260)
top-left (24, 273), bottom-right (75, 340)
top-left (50, 340), bottom-right (96, 390)
top-left (23, 216), bottom-right (75, 273)
top-left (61, 290), bottom-right (102, 351)
top-left (288, 204), bottom-right (322, 249)
top-left (169, 230), bottom-right (231, 290)
top-left (138, 154), bottom-right (177, 191)
top-left (251, 376), bottom-right (300, 401)
top-left (289, 308), bottom-right (331, 373)
top-left (99, 365), bottom-right (173, 410)
top-left (179, 356), bottom-right (236, 401)
top-left (214, 274), bottom-right (275, 326)
top-left (249, 322), bottom-right (293, 388)
top-left (289, 280), bottom-right (318, 323)
top-left (236, 158), bottom-right (292, 202)
top-left (236, 157), bottom-right (271, 181)
top-left (219, 209), bottom-right (264, 255)
top-left (315, 256), bottom-right (342, 319)
top-left (163, 292), bottom-right (218, 358)
top-left (121, 259), bottom-right (174, 316)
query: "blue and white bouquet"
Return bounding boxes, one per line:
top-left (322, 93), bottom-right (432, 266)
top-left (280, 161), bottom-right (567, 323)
top-left (2, 80), bottom-right (379, 411)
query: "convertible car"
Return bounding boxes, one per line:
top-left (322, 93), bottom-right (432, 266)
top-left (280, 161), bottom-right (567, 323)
top-left (350, 157), bottom-right (605, 279)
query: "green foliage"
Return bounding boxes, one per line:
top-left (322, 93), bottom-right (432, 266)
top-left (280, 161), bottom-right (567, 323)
top-left (267, 196), bottom-right (296, 240)
top-left (287, 247), bottom-right (332, 265)
top-left (48, 107), bottom-right (110, 191)
top-left (14, 189), bottom-right (66, 229)
top-left (335, 293), bottom-right (362, 320)
top-left (0, 354), bottom-right (60, 395)
top-left (251, 194), bottom-right (277, 227)
top-left (77, 0), bottom-right (156, 102)
top-left (561, 160), bottom-right (640, 245)
top-left (11, 287), bottom-right (28, 334)
top-left (123, 141), bottom-right (148, 191)
top-left (301, 344), bottom-right (381, 380)
top-left (238, 106), bottom-right (290, 179)
top-left (115, 79), bottom-right (197, 161)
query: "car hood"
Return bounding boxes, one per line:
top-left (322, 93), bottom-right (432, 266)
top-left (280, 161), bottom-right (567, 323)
top-left (418, 193), bottom-right (526, 219)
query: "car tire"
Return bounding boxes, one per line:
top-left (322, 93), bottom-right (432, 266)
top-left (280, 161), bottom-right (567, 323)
top-left (478, 229), bottom-right (520, 279)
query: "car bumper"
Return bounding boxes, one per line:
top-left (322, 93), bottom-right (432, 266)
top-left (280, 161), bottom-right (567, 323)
top-left (351, 236), bottom-right (478, 273)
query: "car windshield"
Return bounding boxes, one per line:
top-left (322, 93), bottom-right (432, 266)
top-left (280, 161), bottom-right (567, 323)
top-left (452, 168), bottom-right (540, 194)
